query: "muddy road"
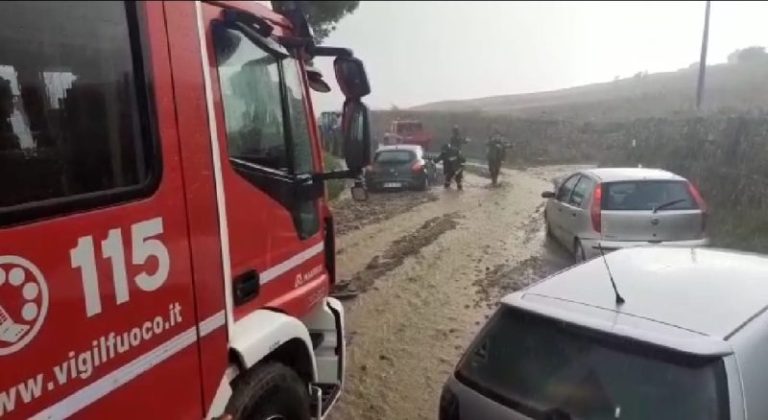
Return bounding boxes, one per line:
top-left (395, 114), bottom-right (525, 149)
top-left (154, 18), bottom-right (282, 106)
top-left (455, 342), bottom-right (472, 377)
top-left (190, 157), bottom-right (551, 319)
top-left (328, 166), bottom-right (584, 420)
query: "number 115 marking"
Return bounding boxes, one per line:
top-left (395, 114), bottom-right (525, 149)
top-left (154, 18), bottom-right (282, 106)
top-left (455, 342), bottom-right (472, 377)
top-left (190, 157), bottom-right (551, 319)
top-left (70, 217), bottom-right (171, 317)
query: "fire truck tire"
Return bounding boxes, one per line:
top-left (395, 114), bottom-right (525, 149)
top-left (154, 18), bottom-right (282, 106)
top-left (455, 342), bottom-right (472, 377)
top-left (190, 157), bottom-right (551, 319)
top-left (225, 362), bottom-right (310, 420)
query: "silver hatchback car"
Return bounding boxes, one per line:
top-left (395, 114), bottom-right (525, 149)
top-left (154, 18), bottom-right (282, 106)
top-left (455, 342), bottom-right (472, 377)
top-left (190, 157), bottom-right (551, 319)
top-left (542, 168), bottom-right (709, 261)
top-left (441, 247), bottom-right (768, 420)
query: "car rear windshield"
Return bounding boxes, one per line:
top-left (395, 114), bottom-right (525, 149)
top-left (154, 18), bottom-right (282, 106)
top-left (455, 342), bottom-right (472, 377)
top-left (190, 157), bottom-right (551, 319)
top-left (603, 180), bottom-right (698, 211)
top-left (375, 150), bottom-right (415, 163)
top-left (456, 307), bottom-right (729, 420)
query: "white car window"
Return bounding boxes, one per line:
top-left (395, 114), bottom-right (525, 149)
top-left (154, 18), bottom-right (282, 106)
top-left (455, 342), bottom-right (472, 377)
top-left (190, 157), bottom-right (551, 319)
top-left (570, 176), bottom-right (595, 208)
top-left (556, 175), bottom-right (580, 202)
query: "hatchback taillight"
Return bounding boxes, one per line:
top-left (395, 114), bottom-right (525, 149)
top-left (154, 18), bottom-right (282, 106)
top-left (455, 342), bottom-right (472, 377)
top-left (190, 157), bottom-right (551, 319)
top-left (688, 182), bottom-right (708, 232)
top-left (591, 183), bottom-right (602, 233)
top-left (687, 182), bottom-right (707, 212)
top-left (412, 161), bottom-right (425, 173)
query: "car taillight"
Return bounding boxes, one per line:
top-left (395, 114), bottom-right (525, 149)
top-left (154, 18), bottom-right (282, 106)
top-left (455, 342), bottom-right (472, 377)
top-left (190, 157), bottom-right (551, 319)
top-left (687, 182), bottom-right (707, 212)
top-left (688, 182), bottom-right (708, 232)
top-left (366, 165), bottom-right (376, 173)
top-left (411, 161), bottom-right (425, 172)
top-left (591, 183), bottom-right (602, 233)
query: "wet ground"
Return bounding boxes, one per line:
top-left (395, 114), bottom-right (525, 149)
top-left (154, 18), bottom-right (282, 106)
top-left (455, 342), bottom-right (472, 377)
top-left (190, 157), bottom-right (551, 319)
top-left (328, 165), bottom-right (586, 420)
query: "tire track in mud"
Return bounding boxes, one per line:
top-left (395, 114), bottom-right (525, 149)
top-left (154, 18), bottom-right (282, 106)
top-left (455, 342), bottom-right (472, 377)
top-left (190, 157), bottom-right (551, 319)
top-left (332, 191), bottom-right (439, 236)
top-left (472, 201), bottom-right (570, 310)
top-left (521, 202), bottom-right (546, 244)
top-left (334, 212), bottom-right (461, 295)
top-left (472, 256), bottom-right (548, 310)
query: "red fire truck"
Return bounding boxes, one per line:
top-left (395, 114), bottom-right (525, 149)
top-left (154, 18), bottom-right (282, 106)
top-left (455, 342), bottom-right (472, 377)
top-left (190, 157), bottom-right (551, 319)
top-left (382, 120), bottom-right (434, 152)
top-left (0, 1), bottom-right (371, 419)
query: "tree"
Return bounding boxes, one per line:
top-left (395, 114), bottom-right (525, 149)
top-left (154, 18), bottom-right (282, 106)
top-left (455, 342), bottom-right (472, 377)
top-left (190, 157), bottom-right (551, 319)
top-left (727, 46), bottom-right (768, 64)
top-left (273, 1), bottom-right (360, 43)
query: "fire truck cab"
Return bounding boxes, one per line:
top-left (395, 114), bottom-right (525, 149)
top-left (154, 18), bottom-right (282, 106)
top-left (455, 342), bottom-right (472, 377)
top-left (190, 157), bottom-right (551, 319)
top-left (382, 120), bottom-right (433, 152)
top-left (0, 1), bottom-right (370, 419)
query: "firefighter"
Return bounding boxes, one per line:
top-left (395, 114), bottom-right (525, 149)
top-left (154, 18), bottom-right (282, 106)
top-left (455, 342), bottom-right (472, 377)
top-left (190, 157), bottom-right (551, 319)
top-left (486, 129), bottom-right (507, 186)
top-left (434, 142), bottom-right (466, 190)
top-left (449, 124), bottom-right (469, 149)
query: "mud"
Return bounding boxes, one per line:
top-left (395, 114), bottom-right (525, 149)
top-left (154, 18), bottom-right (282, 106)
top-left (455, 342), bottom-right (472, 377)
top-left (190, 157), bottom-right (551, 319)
top-left (334, 213), bottom-right (461, 295)
top-left (332, 191), bottom-right (439, 236)
top-left (327, 167), bottom-right (576, 420)
top-left (471, 255), bottom-right (548, 311)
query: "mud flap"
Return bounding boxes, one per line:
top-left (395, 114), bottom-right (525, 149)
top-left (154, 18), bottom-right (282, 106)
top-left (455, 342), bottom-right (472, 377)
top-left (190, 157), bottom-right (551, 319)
top-left (302, 297), bottom-right (345, 417)
top-left (310, 385), bottom-right (323, 419)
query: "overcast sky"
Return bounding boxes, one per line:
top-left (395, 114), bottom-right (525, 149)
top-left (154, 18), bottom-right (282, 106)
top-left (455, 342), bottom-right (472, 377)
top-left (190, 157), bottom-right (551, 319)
top-left (311, 1), bottom-right (768, 112)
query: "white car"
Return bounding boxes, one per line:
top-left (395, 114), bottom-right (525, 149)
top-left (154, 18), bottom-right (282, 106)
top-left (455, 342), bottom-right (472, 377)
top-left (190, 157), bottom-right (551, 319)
top-left (542, 167), bottom-right (709, 261)
top-left (442, 247), bottom-right (768, 420)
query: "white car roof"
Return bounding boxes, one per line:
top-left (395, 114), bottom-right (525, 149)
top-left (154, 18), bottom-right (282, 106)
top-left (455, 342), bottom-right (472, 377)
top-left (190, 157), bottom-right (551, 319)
top-left (581, 167), bottom-right (685, 182)
top-left (502, 247), bottom-right (768, 354)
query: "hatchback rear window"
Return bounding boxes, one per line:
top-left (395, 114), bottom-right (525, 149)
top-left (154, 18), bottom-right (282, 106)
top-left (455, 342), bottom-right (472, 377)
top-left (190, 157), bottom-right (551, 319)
top-left (457, 307), bottom-right (729, 420)
top-left (375, 150), bottom-right (415, 163)
top-left (603, 180), bottom-right (697, 211)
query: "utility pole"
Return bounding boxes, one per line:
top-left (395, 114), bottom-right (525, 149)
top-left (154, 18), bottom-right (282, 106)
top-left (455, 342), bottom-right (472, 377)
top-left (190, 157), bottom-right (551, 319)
top-left (696, 0), bottom-right (711, 111)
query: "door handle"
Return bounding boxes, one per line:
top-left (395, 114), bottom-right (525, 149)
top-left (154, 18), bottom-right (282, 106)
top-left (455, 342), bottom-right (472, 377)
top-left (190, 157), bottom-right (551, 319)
top-left (233, 269), bottom-right (260, 306)
top-left (571, 213), bottom-right (577, 217)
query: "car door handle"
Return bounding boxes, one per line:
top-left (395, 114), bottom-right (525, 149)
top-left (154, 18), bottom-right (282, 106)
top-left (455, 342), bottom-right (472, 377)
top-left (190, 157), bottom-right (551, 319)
top-left (571, 212), bottom-right (577, 217)
top-left (233, 269), bottom-right (260, 306)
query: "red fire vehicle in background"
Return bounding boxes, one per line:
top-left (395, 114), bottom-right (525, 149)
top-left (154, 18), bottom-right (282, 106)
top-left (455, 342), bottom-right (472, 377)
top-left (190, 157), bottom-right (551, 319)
top-left (0, 1), bottom-right (371, 419)
top-left (382, 120), bottom-right (434, 152)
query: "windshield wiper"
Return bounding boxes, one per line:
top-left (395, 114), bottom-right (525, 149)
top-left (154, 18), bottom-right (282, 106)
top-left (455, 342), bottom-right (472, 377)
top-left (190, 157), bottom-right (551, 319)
top-left (652, 198), bottom-right (687, 213)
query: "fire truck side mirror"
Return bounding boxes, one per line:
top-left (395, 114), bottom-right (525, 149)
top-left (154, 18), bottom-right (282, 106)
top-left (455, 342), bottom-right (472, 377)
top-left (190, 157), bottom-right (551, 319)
top-left (341, 99), bottom-right (371, 173)
top-left (334, 56), bottom-right (371, 98)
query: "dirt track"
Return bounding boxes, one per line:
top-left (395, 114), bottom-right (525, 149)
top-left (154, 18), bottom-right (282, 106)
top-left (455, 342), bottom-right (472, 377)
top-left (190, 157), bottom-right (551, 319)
top-left (328, 166), bottom-right (582, 420)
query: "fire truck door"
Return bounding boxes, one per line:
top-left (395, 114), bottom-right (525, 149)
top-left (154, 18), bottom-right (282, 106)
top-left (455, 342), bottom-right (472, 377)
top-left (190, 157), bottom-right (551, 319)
top-left (199, 3), bottom-right (329, 322)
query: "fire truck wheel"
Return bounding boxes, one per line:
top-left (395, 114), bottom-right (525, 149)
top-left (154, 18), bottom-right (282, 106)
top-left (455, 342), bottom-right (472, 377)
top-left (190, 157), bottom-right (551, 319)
top-left (226, 362), bottom-right (310, 420)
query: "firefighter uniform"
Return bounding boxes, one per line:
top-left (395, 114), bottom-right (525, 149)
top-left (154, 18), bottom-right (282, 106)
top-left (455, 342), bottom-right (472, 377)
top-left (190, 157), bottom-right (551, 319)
top-left (434, 144), bottom-right (466, 190)
top-left (487, 136), bottom-right (507, 185)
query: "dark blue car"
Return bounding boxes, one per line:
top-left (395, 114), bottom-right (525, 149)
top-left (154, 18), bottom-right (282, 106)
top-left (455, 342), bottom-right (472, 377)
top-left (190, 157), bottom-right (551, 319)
top-left (364, 145), bottom-right (436, 191)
